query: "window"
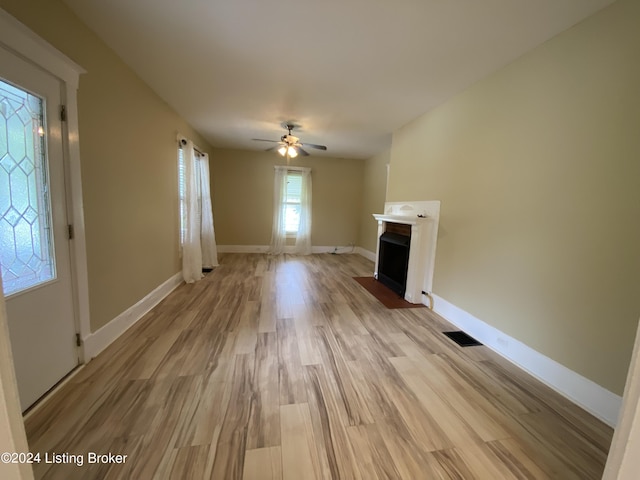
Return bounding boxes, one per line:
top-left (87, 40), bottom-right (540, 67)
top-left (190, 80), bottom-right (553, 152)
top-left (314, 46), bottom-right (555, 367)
top-left (177, 144), bottom-right (202, 247)
top-left (178, 146), bottom-right (186, 245)
top-left (269, 166), bottom-right (311, 255)
top-left (284, 172), bottom-right (302, 234)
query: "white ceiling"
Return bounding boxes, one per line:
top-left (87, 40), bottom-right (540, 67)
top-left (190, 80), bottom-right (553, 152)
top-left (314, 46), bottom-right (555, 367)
top-left (62, 0), bottom-right (613, 159)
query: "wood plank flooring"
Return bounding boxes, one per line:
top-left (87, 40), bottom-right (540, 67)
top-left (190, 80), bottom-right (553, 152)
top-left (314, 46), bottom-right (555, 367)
top-left (24, 253), bottom-right (613, 479)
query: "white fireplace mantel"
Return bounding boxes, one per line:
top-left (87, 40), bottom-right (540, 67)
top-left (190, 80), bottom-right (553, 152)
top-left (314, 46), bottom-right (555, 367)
top-left (372, 201), bottom-right (440, 305)
top-left (371, 214), bottom-right (428, 226)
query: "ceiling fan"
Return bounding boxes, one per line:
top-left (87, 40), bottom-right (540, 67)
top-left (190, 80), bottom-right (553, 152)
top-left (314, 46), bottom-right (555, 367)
top-left (252, 123), bottom-right (327, 158)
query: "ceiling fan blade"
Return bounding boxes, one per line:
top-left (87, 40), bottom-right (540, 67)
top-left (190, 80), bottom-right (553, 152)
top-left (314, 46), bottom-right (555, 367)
top-left (296, 146), bottom-right (310, 156)
top-left (264, 146), bottom-right (278, 152)
top-left (252, 138), bottom-right (280, 143)
top-left (301, 142), bottom-right (327, 151)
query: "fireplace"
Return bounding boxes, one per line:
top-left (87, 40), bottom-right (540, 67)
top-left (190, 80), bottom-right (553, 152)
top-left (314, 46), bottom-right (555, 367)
top-left (378, 228), bottom-right (411, 296)
top-left (372, 201), bottom-right (440, 305)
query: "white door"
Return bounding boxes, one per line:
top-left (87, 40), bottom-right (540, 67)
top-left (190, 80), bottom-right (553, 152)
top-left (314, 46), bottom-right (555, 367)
top-left (0, 45), bottom-right (78, 411)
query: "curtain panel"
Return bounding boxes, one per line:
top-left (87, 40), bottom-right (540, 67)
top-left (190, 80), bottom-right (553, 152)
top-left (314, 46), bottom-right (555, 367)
top-left (182, 140), bottom-right (203, 283)
top-left (199, 153), bottom-right (218, 269)
top-left (181, 141), bottom-right (218, 283)
top-left (295, 168), bottom-right (312, 255)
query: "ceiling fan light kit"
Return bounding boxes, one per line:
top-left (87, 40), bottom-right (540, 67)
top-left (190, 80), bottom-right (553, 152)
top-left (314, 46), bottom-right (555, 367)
top-left (278, 145), bottom-right (298, 158)
top-left (252, 123), bottom-right (327, 159)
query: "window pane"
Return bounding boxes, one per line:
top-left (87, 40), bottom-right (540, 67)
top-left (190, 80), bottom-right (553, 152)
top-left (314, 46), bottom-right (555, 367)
top-left (178, 146), bottom-right (204, 246)
top-left (286, 173), bottom-right (302, 202)
top-left (0, 79), bottom-right (56, 296)
top-left (178, 147), bottom-right (186, 245)
top-left (284, 204), bottom-right (300, 233)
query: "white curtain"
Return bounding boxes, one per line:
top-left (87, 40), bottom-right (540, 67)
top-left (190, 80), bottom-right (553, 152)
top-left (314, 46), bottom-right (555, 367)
top-left (182, 140), bottom-right (203, 283)
top-left (199, 153), bottom-right (218, 269)
top-left (268, 166), bottom-right (312, 255)
top-left (181, 141), bottom-right (218, 283)
top-left (295, 168), bottom-right (312, 255)
top-left (268, 166), bottom-right (288, 254)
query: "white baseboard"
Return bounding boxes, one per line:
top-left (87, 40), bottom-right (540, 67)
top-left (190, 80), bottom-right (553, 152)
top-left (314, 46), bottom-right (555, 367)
top-left (82, 272), bottom-right (183, 359)
top-left (312, 246), bottom-right (356, 254)
top-left (432, 294), bottom-right (622, 427)
top-left (217, 245), bottom-right (267, 253)
top-left (217, 245), bottom-right (361, 255)
top-left (355, 247), bottom-right (376, 262)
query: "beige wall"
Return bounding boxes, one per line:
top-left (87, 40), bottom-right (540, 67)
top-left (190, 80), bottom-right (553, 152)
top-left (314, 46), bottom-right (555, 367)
top-left (0, 0), bottom-right (213, 331)
top-left (387, 0), bottom-right (640, 395)
top-left (211, 149), bottom-right (364, 248)
top-left (357, 149), bottom-right (389, 253)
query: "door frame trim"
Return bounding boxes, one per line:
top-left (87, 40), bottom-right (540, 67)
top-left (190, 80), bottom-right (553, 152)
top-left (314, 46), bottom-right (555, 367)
top-left (0, 9), bottom-right (91, 361)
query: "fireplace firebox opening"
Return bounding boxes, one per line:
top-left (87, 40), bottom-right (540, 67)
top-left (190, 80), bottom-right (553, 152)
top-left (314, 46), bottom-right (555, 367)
top-left (377, 227), bottom-right (411, 296)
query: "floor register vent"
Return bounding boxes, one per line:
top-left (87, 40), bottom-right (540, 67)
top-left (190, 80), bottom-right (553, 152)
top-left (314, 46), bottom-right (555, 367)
top-left (443, 331), bottom-right (482, 347)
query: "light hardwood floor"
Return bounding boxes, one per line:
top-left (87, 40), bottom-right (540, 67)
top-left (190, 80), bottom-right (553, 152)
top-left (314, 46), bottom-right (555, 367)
top-left (25, 253), bottom-right (613, 479)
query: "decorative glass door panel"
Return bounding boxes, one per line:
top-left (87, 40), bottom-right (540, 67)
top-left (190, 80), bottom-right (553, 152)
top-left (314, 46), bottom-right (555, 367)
top-left (0, 79), bottom-right (56, 296)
